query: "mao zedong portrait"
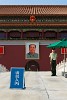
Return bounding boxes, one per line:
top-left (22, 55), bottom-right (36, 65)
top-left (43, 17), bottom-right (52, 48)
top-left (26, 44), bottom-right (38, 58)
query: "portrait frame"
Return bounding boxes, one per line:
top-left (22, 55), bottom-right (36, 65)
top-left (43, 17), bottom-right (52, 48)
top-left (25, 42), bottom-right (39, 59)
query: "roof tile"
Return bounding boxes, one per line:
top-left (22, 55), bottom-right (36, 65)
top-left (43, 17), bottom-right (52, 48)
top-left (0, 5), bottom-right (67, 15)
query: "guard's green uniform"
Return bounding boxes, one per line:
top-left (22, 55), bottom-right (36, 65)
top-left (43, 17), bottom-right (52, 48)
top-left (49, 52), bottom-right (57, 76)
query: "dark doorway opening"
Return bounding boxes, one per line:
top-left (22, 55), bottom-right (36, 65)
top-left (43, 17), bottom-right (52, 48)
top-left (25, 60), bottom-right (39, 71)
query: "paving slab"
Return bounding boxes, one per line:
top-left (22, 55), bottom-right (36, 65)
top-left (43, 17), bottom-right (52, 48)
top-left (0, 71), bottom-right (67, 100)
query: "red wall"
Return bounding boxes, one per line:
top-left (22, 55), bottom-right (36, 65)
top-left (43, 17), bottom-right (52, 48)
top-left (0, 45), bottom-right (66, 71)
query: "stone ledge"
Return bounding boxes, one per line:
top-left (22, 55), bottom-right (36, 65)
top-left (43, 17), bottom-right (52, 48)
top-left (62, 71), bottom-right (67, 76)
top-left (64, 73), bottom-right (67, 78)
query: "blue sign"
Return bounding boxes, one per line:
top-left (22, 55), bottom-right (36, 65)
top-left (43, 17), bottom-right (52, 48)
top-left (10, 67), bottom-right (26, 89)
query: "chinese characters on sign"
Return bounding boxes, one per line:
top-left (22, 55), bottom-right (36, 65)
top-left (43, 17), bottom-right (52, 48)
top-left (14, 71), bottom-right (19, 85)
top-left (61, 48), bottom-right (67, 54)
top-left (0, 46), bottom-right (4, 54)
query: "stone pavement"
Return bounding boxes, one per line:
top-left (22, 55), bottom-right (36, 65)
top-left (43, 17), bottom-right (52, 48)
top-left (0, 71), bottom-right (67, 100)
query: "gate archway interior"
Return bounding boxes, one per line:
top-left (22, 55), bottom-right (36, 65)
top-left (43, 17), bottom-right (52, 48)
top-left (25, 60), bottom-right (39, 71)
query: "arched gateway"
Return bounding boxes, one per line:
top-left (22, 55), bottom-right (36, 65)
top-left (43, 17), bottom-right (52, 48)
top-left (25, 60), bottom-right (39, 71)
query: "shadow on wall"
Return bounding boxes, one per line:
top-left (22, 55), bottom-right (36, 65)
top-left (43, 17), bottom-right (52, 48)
top-left (25, 60), bottom-right (39, 71)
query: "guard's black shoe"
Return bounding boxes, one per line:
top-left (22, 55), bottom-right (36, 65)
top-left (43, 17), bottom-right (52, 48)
top-left (51, 74), bottom-right (57, 76)
top-left (51, 75), bottom-right (54, 76)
